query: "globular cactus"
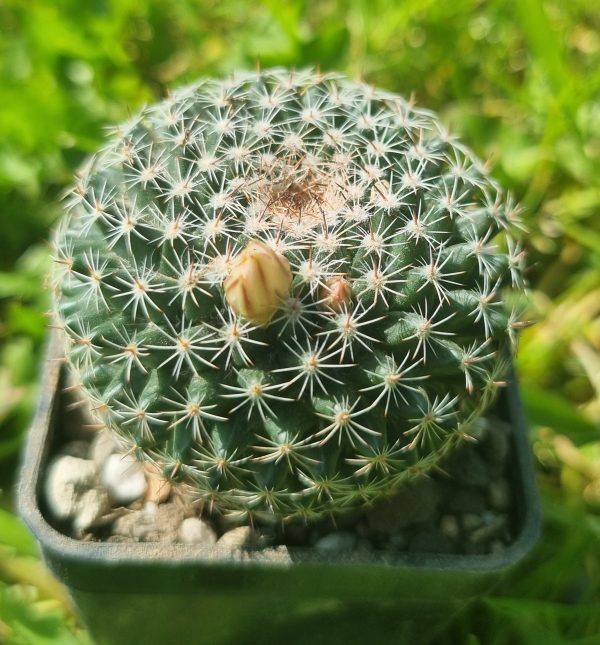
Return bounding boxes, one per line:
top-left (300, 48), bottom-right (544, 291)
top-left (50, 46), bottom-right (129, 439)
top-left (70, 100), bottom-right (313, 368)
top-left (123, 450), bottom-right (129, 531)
top-left (53, 68), bottom-right (526, 524)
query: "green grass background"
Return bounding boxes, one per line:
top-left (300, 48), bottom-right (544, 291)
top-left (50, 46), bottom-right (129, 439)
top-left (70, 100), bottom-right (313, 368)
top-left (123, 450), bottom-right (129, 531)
top-left (0, 0), bottom-right (599, 642)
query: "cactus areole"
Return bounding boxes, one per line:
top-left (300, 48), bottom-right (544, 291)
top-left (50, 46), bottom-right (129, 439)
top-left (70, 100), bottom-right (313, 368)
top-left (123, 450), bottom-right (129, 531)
top-left (53, 69), bottom-right (526, 524)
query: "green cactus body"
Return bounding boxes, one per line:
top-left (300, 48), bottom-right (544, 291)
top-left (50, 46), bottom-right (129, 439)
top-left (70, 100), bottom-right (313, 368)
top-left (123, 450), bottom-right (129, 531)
top-left (54, 69), bottom-right (526, 523)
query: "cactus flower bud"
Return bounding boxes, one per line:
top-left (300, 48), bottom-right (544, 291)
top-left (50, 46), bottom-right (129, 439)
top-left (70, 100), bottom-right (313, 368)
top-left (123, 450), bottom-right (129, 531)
top-left (322, 276), bottom-right (352, 311)
top-left (223, 240), bottom-right (292, 325)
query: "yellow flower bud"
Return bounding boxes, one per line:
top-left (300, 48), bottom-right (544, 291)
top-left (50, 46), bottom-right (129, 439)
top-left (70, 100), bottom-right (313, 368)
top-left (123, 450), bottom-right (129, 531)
top-left (321, 276), bottom-right (352, 311)
top-left (223, 240), bottom-right (292, 326)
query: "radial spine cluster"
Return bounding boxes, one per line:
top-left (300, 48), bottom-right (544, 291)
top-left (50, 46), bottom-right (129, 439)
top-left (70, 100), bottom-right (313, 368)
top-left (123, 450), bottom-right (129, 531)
top-left (53, 68), bottom-right (526, 522)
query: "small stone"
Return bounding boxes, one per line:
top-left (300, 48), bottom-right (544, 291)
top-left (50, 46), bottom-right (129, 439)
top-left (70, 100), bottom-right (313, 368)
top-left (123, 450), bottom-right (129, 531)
top-left (488, 479), bottom-right (511, 512)
top-left (142, 501), bottom-right (158, 522)
top-left (112, 510), bottom-right (140, 538)
top-left (314, 532), bottom-right (356, 551)
top-left (73, 488), bottom-right (110, 534)
top-left (366, 478), bottom-right (440, 533)
top-left (45, 455), bottom-right (98, 521)
top-left (101, 454), bottom-right (147, 505)
top-left (243, 545), bottom-right (292, 564)
top-left (439, 515), bottom-right (460, 540)
top-left (112, 501), bottom-right (184, 543)
top-left (178, 517), bottom-right (217, 545)
top-left (469, 514), bottom-right (507, 545)
top-left (142, 502), bottom-right (184, 543)
top-left (90, 431), bottom-right (117, 466)
top-left (461, 513), bottom-right (483, 532)
top-left (218, 526), bottom-right (254, 550)
top-left (489, 539), bottom-right (506, 554)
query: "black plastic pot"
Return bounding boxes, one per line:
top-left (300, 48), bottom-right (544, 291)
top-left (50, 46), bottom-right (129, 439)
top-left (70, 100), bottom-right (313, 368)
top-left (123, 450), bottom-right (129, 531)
top-left (18, 337), bottom-right (540, 645)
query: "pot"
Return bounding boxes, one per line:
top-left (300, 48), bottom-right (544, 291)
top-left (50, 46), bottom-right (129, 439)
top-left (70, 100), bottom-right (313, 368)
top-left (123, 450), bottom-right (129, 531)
top-left (18, 335), bottom-right (540, 645)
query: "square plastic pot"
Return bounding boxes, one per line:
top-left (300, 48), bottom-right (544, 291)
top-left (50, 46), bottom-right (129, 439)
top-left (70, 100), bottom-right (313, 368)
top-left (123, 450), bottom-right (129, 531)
top-left (18, 337), bottom-right (540, 645)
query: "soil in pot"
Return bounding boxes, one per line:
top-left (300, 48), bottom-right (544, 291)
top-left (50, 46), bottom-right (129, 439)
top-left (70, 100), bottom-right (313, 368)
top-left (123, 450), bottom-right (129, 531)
top-left (42, 381), bottom-right (520, 560)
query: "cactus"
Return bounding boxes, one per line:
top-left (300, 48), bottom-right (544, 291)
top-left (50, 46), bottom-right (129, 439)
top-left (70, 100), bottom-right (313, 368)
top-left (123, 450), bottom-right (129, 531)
top-left (53, 68), bottom-right (526, 524)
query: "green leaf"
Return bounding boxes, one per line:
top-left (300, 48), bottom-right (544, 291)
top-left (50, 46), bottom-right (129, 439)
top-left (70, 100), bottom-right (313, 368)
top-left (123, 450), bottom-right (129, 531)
top-left (0, 508), bottom-right (37, 558)
top-left (514, 0), bottom-right (569, 90)
top-left (520, 383), bottom-right (599, 443)
top-left (0, 273), bottom-right (43, 300)
top-left (0, 583), bottom-right (88, 645)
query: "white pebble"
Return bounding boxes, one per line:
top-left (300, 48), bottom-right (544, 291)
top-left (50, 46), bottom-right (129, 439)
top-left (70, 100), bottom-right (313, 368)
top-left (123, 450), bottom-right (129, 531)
top-left (218, 526), bottom-right (253, 549)
top-left (314, 532), bottom-right (356, 551)
top-left (461, 513), bottom-right (483, 532)
top-left (142, 501), bottom-right (158, 522)
top-left (101, 454), bottom-right (147, 505)
top-left (45, 455), bottom-right (98, 521)
top-left (488, 479), bottom-right (511, 511)
top-left (243, 545), bottom-right (292, 565)
top-left (439, 515), bottom-right (460, 540)
top-left (178, 517), bottom-right (217, 545)
top-left (73, 488), bottom-right (109, 534)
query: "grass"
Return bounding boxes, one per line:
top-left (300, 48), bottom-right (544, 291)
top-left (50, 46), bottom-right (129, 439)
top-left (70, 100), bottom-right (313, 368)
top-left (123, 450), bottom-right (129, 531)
top-left (0, 0), bottom-right (599, 642)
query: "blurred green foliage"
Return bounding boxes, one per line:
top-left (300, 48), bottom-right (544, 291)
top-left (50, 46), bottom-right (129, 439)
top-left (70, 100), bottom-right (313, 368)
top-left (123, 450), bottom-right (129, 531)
top-left (0, 0), bottom-right (599, 642)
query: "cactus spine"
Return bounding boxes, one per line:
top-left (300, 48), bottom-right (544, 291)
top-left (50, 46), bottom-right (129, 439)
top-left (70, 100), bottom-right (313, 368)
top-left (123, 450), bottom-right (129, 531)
top-left (53, 68), bottom-right (526, 523)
